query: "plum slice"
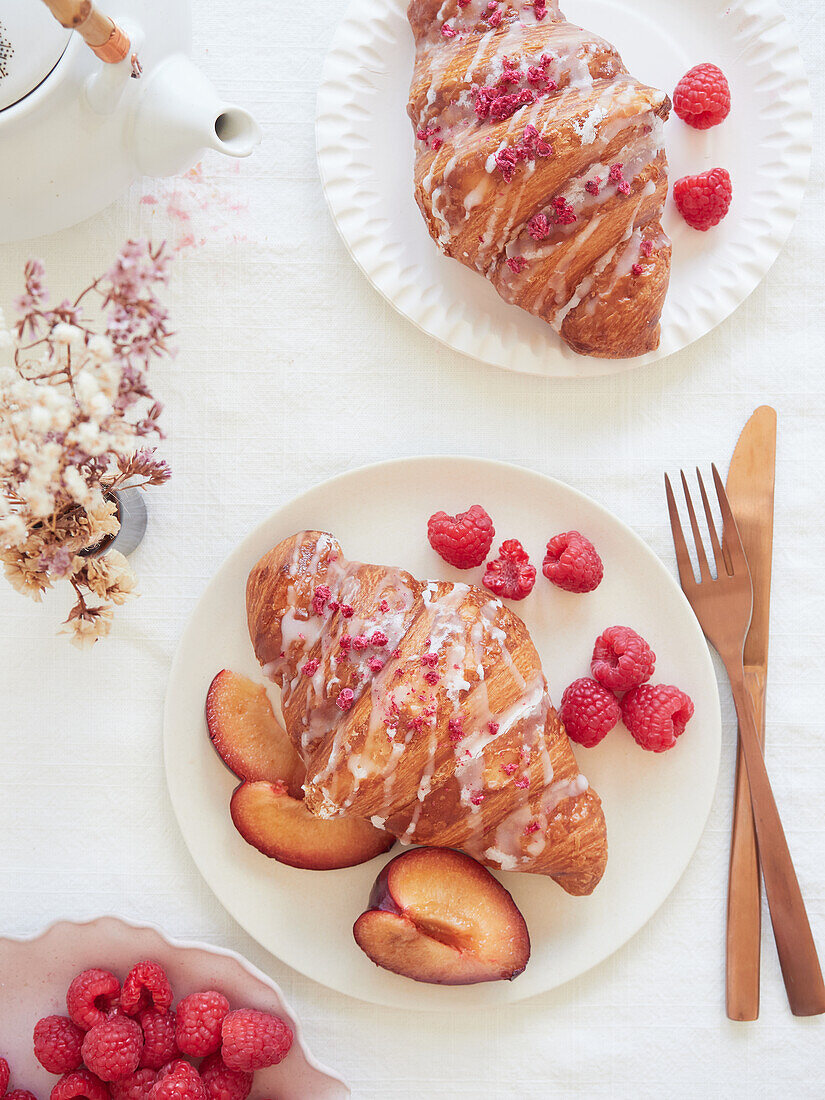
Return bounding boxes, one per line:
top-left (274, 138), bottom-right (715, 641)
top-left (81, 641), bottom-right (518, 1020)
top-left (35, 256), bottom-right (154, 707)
top-left (230, 781), bottom-right (395, 871)
top-left (206, 669), bottom-right (304, 797)
top-left (353, 848), bottom-right (530, 985)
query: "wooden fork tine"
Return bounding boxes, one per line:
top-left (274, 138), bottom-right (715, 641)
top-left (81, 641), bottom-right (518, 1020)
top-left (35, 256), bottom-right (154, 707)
top-left (680, 470), bottom-right (711, 579)
top-left (696, 468), bottom-right (727, 577)
top-left (665, 474), bottom-right (697, 590)
top-left (712, 464), bottom-right (751, 578)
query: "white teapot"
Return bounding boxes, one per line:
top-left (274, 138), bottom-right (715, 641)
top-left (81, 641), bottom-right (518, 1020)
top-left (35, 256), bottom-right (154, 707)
top-left (0, 0), bottom-right (261, 242)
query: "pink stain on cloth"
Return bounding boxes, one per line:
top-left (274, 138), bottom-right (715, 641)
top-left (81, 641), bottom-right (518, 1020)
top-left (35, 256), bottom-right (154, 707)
top-left (139, 162), bottom-right (249, 252)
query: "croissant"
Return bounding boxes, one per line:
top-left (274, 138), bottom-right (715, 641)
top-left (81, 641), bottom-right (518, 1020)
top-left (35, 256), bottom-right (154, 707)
top-left (246, 531), bottom-right (607, 896)
top-left (407, 0), bottom-right (672, 358)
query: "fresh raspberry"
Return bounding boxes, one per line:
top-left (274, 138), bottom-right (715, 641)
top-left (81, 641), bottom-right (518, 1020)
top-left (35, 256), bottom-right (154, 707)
top-left (0, 1059), bottom-right (8, 1096)
top-left (220, 1009), bottom-right (293, 1072)
top-left (111, 1071), bottom-right (157, 1100)
top-left (591, 626), bottom-right (655, 692)
top-left (154, 1064), bottom-right (185, 1083)
top-left (542, 531), bottom-right (603, 593)
top-left (66, 969), bottom-right (121, 1031)
top-left (6, 1093), bottom-right (37, 1100)
top-left (81, 1017), bottom-right (143, 1083)
top-left (559, 678), bottom-right (621, 748)
top-left (138, 1010), bottom-right (178, 1070)
top-left (673, 63), bottom-right (731, 129)
top-left (174, 992), bottom-right (228, 1058)
top-left (120, 962), bottom-right (172, 1017)
top-left (482, 540), bottom-right (536, 601)
top-left (427, 505), bottom-right (495, 569)
top-left (621, 684), bottom-right (695, 752)
top-left (198, 1055), bottom-right (251, 1100)
top-left (673, 168), bottom-right (732, 231)
top-left (51, 1069), bottom-right (111, 1100)
top-left (149, 1062), bottom-right (204, 1100)
top-left (34, 1015), bottom-right (85, 1074)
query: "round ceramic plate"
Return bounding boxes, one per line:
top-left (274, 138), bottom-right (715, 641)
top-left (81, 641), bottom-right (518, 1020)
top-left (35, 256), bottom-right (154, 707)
top-left (0, 916), bottom-right (348, 1099)
top-left (164, 457), bottom-right (721, 1009)
top-left (316, 0), bottom-right (811, 377)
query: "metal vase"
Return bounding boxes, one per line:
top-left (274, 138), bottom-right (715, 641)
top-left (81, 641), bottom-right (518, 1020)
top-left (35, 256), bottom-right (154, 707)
top-left (86, 487), bottom-right (148, 558)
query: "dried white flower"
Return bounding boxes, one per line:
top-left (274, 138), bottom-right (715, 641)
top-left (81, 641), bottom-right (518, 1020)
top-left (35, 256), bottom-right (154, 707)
top-left (0, 513), bottom-right (27, 548)
top-left (18, 481), bottom-right (54, 518)
top-left (87, 334), bottom-right (114, 361)
top-left (68, 420), bottom-right (108, 457)
top-left (83, 549), bottom-right (137, 605)
top-left (84, 496), bottom-right (120, 544)
top-left (63, 605), bottom-right (114, 649)
top-left (2, 550), bottom-right (50, 600)
top-left (52, 323), bottom-right (85, 347)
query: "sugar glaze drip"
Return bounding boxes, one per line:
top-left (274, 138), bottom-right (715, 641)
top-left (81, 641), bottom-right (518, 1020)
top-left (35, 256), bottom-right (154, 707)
top-left (254, 531), bottom-right (594, 878)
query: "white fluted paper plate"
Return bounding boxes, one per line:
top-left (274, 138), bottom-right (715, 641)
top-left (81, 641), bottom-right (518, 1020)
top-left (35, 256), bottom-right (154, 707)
top-left (164, 457), bottom-right (721, 1009)
top-left (0, 916), bottom-right (349, 1099)
top-left (316, 0), bottom-right (811, 377)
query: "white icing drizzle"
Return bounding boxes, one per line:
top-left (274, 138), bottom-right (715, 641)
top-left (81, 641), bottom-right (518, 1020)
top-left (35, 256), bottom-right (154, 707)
top-left (258, 532), bottom-right (592, 872)
top-left (408, 1), bottom-right (670, 339)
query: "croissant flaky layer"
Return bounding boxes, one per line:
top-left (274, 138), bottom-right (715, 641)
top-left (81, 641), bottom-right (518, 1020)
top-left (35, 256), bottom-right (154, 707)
top-left (407, 0), bottom-right (672, 358)
top-left (246, 532), bottom-right (607, 896)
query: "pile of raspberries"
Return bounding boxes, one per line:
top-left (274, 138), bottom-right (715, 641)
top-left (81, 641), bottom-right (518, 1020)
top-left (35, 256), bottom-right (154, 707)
top-left (2, 960), bottom-right (293, 1100)
top-left (427, 504), bottom-right (603, 601)
top-left (560, 626), bottom-right (694, 753)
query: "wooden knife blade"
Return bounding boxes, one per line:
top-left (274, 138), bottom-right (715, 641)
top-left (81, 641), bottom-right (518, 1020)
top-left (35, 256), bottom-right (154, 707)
top-left (725, 405), bottom-right (777, 1021)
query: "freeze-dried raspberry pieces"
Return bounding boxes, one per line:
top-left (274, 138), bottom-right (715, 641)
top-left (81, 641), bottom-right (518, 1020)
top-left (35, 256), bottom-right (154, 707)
top-left (175, 992), bottom-right (229, 1058)
top-left (542, 531), bottom-right (603, 593)
top-left (138, 1010), bottom-right (178, 1070)
top-left (559, 678), bottom-right (621, 748)
top-left (335, 688), bottom-right (354, 712)
top-left (111, 1070), bottom-right (157, 1100)
top-left (120, 962), bottom-right (172, 1017)
top-left (482, 539), bottom-right (536, 601)
top-left (51, 1069), bottom-right (111, 1100)
top-left (198, 1055), bottom-right (252, 1100)
top-left (34, 1015), bottom-right (85, 1074)
top-left (427, 505), bottom-right (495, 569)
top-left (591, 626), bottom-right (655, 692)
top-left (148, 1062), bottom-right (204, 1100)
top-left (81, 1016), bottom-right (143, 1083)
top-left (66, 969), bottom-right (121, 1031)
top-left (621, 684), bottom-right (694, 752)
top-left (220, 1009), bottom-right (293, 1072)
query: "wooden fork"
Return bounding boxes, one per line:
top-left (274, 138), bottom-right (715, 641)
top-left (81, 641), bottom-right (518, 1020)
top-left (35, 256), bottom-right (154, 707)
top-left (665, 465), bottom-right (825, 1017)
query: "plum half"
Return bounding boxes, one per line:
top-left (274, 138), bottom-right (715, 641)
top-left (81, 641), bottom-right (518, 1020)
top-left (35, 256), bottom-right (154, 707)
top-left (353, 848), bottom-right (530, 985)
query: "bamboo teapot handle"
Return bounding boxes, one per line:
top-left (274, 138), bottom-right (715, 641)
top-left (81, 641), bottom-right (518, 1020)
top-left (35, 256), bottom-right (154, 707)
top-left (40, 0), bottom-right (131, 64)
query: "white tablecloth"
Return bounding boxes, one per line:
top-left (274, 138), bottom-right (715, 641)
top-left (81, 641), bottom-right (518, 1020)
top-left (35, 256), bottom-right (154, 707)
top-left (1, 1), bottom-right (824, 1096)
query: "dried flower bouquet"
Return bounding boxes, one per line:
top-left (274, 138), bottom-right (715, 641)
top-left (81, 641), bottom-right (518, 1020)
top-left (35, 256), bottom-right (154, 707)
top-left (0, 241), bottom-right (173, 647)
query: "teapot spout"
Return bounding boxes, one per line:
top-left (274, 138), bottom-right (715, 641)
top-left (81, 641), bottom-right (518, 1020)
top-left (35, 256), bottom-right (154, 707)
top-left (212, 108), bottom-right (261, 158)
top-left (133, 54), bottom-right (261, 178)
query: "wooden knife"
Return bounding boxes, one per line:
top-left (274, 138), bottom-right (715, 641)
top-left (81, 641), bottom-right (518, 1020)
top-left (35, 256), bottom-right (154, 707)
top-left (725, 405), bottom-right (777, 1021)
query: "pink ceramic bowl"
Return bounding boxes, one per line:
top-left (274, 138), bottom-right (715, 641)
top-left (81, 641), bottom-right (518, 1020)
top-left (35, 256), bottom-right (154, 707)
top-left (0, 916), bottom-right (349, 1099)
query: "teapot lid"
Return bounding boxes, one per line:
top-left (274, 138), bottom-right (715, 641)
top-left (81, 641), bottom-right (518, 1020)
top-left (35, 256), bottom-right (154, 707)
top-left (0, 0), bottom-right (72, 112)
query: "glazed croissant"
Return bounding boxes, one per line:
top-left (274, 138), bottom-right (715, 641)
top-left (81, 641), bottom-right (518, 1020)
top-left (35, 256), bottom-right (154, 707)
top-left (246, 531), bottom-right (607, 896)
top-left (407, 0), bottom-right (671, 358)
